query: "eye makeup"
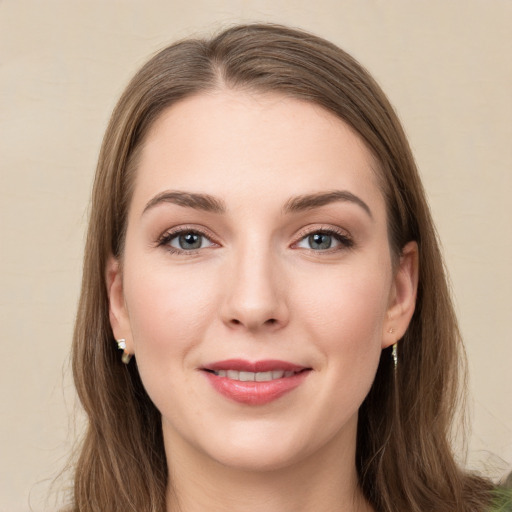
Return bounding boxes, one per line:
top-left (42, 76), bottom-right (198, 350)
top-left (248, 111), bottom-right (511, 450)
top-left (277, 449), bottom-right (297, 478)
top-left (154, 222), bottom-right (354, 257)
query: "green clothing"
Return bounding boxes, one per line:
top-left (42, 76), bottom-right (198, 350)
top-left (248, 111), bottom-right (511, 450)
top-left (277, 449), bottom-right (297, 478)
top-left (490, 488), bottom-right (512, 511)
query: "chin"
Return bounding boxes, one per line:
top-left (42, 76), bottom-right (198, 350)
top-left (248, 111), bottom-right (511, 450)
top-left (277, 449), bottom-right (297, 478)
top-left (205, 441), bottom-right (309, 473)
top-left (192, 415), bottom-right (350, 474)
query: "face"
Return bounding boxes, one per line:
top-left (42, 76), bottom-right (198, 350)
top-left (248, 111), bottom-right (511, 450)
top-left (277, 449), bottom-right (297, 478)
top-left (108, 91), bottom-right (417, 472)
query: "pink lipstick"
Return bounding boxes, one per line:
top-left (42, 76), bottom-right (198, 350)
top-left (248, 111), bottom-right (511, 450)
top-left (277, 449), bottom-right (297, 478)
top-left (201, 359), bottom-right (311, 405)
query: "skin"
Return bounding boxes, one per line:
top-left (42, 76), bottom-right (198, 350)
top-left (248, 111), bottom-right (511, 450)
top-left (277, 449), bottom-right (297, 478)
top-left (108, 90), bottom-right (418, 512)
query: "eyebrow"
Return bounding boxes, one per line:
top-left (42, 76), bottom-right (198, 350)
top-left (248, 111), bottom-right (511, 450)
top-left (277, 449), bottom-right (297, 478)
top-left (142, 189), bottom-right (372, 219)
top-left (142, 191), bottom-right (226, 215)
top-left (283, 190), bottom-right (373, 218)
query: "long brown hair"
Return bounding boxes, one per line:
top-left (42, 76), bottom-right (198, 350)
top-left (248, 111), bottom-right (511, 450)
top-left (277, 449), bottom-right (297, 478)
top-left (70, 23), bottom-right (493, 511)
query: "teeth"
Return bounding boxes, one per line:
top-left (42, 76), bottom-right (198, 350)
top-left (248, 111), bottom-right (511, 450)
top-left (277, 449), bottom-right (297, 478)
top-left (213, 370), bottom-right (298, 381)
top-left (239, 371), bottom-right (254, 382)
top-left (255, 371), bottom-right (272, 382)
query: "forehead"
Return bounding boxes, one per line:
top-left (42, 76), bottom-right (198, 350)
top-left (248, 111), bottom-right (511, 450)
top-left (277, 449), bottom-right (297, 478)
top-left (132, 90), bottom-right (385, 216)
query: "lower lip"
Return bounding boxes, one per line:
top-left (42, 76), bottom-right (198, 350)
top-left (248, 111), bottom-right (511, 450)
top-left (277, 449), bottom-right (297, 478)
top-left (203, 370), bottom-right (310, 405)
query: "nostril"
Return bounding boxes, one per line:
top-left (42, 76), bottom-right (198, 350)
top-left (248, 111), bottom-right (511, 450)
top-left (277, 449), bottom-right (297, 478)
top-left (228, 317), bottom-right (278, 328)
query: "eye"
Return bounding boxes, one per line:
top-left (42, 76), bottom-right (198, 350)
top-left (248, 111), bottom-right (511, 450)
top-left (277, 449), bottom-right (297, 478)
top-left (159, 229), bottom-right (216, 253)
top-left (295, 229), bottom-right (353, 251)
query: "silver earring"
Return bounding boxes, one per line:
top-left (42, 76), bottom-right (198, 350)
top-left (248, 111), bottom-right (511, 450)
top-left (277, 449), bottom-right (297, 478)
top-left (387, 327), bottom-right (395, 334)
top-left (392, 342), bottom-right (398, 369)
top-left (116, 339), bottom-right (132, 364)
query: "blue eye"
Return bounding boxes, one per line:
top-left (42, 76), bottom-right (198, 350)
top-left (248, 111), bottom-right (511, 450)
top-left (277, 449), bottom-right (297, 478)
top-left (173, 232), bottom-right (202, 250)
top-left (161, 230), bottom-right (215, 252)
top-left (307, 233), bottom-right (334, 250)
top-left (296, 230), bottom-right (352, 251)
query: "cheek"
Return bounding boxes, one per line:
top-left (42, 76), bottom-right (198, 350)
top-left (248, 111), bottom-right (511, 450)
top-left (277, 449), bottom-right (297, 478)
top-left (296, 261), bottom-right (391, 394)
top-left (122, 261), bottom-right (222, 422)
top-left (299, 264), bottom-right (390, 343)
top-left (123, 260), bottom-right (219, 364)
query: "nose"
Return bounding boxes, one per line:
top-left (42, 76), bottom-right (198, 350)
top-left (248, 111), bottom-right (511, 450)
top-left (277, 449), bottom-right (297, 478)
top-left (220, 245), bottom-right (289, 332)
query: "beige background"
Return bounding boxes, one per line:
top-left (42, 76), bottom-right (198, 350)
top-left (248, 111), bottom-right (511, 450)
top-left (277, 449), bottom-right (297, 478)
top-left (1, 1), bottom-right (511, 510)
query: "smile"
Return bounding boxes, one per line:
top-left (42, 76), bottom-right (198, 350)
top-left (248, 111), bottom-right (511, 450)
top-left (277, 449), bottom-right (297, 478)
top-left (210, 370), bottom-right (297, 381)
top-left (201, 359), bottom-right (311, 405)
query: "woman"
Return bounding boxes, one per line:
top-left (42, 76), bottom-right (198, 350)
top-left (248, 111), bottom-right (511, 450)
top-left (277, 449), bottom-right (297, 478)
top-left (69, 24), bottom-right (510, 511)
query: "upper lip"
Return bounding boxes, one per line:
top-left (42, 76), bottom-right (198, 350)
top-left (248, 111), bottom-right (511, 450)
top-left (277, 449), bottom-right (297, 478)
top-left (203, 359), bottom-right (309, 373)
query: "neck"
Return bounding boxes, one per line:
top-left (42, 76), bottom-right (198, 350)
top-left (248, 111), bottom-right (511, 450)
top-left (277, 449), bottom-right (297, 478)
top-left (164, 419), bottom-right (373, 512)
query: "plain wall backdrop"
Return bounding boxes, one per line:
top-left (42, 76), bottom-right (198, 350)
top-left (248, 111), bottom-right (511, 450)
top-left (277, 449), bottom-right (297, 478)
top-left (1, 1), bottom-right (511, 510)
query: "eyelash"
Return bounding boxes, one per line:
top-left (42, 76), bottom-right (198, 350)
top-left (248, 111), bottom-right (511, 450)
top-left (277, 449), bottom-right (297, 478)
top-left (293, 226), bottom-right (354, 252)
top-left (156, 226), bottom-right (217, 255)
top-left (156, 225), bottom-right (354, 255)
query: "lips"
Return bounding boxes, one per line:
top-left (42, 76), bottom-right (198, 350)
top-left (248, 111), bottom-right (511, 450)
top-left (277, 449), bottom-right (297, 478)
top-left (201, 359), bottom-right (311, 405)
top-left (210, 369), bottom-right (297, 381)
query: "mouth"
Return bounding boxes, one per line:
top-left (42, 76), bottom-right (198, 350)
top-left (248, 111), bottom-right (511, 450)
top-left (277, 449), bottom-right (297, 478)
top-left (205, 369), bottom-right (301, 381)
top-left (201, 359), bottom-right (312, 405)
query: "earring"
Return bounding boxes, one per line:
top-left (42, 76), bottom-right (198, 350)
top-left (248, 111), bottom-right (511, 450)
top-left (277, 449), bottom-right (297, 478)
top-left (116, 339), bottom-right (132, 364)
top-left (387, 327), bottom-right (395, 334)
top-left (392, 342), bottom-right (398, 369)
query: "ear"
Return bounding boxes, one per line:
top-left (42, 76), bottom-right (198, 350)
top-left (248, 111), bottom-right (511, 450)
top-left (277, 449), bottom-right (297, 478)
top-left (106, 255), bottom-right (134, 354)
top-left (382, 241), bottom-right (419, 348)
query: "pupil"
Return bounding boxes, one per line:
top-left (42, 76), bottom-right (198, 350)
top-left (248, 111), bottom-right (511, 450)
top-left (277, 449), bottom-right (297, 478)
top-left (180, 232), bottom-right (201, 249)
top-left (309, 233), bottom-right (332, 250)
